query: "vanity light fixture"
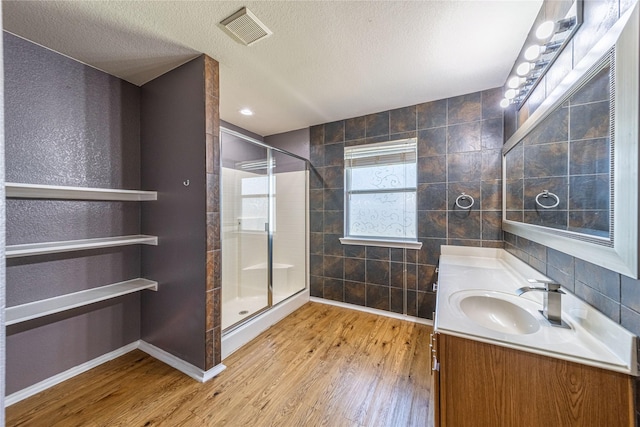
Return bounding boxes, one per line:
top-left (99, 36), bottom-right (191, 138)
top-left (239, 108), bottom-right (254, 116)
top-left (500, 0), bottom-right (583, 109)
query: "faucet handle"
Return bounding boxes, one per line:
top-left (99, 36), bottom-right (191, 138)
top-left (527, 278), bottom-right (563, 293)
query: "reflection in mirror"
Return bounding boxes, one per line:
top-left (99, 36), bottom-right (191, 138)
top-left (502, 1), bottom-right (639, 278)
top-left (505, 60), bottom-right (611, 239)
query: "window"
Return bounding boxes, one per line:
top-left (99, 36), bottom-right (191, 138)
top-left (341, 138), bottom-right (420, 248)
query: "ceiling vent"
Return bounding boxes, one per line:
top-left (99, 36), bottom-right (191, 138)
top-left (221, 7), bottom-right (272, 46)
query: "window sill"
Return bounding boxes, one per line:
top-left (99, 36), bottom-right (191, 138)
top-left (339, 237), bottom-right (422, 250)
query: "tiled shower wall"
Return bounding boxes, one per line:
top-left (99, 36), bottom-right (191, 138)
top-left (309, 88), bottom-right (504, 319)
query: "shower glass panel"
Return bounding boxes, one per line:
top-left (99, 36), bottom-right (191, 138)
top-left (221, 128), bottom-right (308, 333)
top-left (221, 132), bottom-right (269, 330)
top-left (272, 151), bottom-right (307, 304)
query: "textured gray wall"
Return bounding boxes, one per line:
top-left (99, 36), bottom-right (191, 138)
top-left (4, 32), bottom-right (142, 394)
top-left (264, 127), bottom-right (310, 160)
top-left (0, 7), bottom-right (6, 422)
top-left (140, 56), bottom-right (208, 369)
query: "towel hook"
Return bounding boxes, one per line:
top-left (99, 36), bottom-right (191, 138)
top-left (455, 192), bottom-right (474, 210)
top-left (535, 190), bottom-right (560, 209)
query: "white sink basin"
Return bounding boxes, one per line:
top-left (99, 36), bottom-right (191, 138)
top-left (458, 294), bottom-right (540, 335)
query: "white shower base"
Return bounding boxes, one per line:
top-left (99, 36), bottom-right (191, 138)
top-left (221, 288), bottom-right (309, 359)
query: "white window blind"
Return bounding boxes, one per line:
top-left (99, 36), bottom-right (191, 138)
top-left (344, 138), bottom-right (418, 242)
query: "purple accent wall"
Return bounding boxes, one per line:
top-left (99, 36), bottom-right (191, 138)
top-left (4, 31), bottom-right (142, 394)
top-left (140, 56), bottom-right (208, 369)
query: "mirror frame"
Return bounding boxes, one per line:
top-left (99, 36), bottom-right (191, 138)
top-left (502, 3), bottom-right (639, 278)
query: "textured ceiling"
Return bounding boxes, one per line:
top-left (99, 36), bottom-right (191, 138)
top-left (3, 1), bottom-right (542, 137)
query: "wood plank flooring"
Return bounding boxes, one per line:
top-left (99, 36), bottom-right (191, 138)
top-left (7, 302), bottom-right (434, 426)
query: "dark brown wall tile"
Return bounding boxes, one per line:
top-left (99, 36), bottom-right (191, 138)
top-left (417, 99), bottom-right (447, 129)
top-left (418, 127), bottom-right (446, 157)
top-left (345, 244), bottom-right (365, 258)
top-left (345, 281), bottom-right (365, 306)
top-left (310, 275), bottom-right (323, 297)
top-left (390, 106), bottom-right (417, 134)
top-left (390, 248), bottom-right (404, 262)
top-left (525, 107), bottom-right (568, 145)
top-left (481, 118), bottom-right (504, 150)
top-left (418, 156), bottom-right (447, 183)
top-left (406, 263), bottom-right (417, 290)
top-left (366, 111), bottom-right (389, 137)
top-left (570, 66), bottom-right (610, 105)
top-left (418, 210), bottom-right (447, 238)
top-left (523, 142), bottom-right (568, 178)
top-left (324, 121), bottom-right (345, 144)
top-left (481, 149), bottom-right (502, 181)
top-left (418, 182), bottom-right (447, 211)
top-left (345, 116), bottom-right (366, 141)
top-left (570, 138), bottom-right (609, 175)
top-left (324, 278), bottom-right (345, 301)
top-left (366, 260), bottom-right (389, 286)
top-left (324, 188), bottom-right (343, 211)
top-left (309, 189), bottom-right (323, 211)
top-left (310, 211), bottom-right (323, 232)
top-left (320, 166), bottom-right (344, 189)
top-left (417, 264), bottom-right (436, 291)
top-left (310, 125), bottom-right (324, 146)
top-left (448, 152), bottom-right (481, 183)
top-left (448, 92), bottom-right (482, 125)
top-left (324, 255), bottom-right (344, 279)
top-left (448, 210), bottom-right (481, 240)
top-left (570, 101), bottom-right (610, 141)
top-left (482, 211), bottom-right (503, 241)
top-left (417, 291), bottom-right (437, 319)
top-left (324, 142), bottom-right (344, 167)
top-left (390, 262), bottom-right (404, 288)
top-left (310, 254), bottom-right (323, 276)
top-left (366, 246), bottom-right (389, 260)
top-left (206, 212), bottom-right (220, 251)
top-left (310, 145), bottom-right (324, 167)
top-left (418, 238), bottom-right (444, 266)
top-left (569, 174), bottom-right (609, 210)
top-left (366, 284), bottom-right (390, 311)
top-left (448, 122), bottom-right (481, 153)
top-left (481, 180), bottom-right (502, 211)
top-left (310, 232), bottom-right (323, 254)
top-left (324, 233), bottom-right (344, 256)
top-left (345, 257), bottom-right (365, 283)
top-left (390, 288), bottom-right (404, 314)
top-left (482, 87), bottom-right (503, 120)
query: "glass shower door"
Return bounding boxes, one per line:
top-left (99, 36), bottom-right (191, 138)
top-left (271, 151), bottom-right (307, 304)
top-left (221, 134), bottom-right (270, 330)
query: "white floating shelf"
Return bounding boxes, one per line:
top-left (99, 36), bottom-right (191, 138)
top-left (5, 278), bottom-right (158, 325)
top-left (5, 182), bottom-right (157, 201)
top-left (6, 235), bottom-right (158, 258)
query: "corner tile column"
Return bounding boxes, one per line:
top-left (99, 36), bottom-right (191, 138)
top-left (204, 55), bottom-right (221, 369)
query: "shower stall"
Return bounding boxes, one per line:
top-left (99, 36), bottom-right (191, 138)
top-left (220, 127), bottom-right (309, 357)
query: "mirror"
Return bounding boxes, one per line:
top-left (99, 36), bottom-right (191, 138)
top-left (505, 61), bottom-right (611, 239)
top-left (502, 3), bottom-right (639, 277)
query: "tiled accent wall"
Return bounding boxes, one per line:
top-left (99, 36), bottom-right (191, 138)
top-left (309, 88), bottom-right (504, 319)
top-left (204, 56), bottom-right (222, 369)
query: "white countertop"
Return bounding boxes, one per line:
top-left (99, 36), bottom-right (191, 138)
top-left (434, 246), bottom-right (638, 376)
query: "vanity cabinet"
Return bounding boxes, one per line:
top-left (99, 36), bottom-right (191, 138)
top-left (432, 333), bottom-right (635, 426)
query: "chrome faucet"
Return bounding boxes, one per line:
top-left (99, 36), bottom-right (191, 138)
top-left (516, 279), bottom-right (566, 327)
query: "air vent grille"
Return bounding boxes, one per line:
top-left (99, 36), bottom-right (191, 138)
top-left (221, 7), bottom-right (272, 46)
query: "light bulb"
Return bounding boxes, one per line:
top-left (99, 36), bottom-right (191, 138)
top-left (507, 76), bottom-right (522, 89)
top-left (239, 108), bottom-right (254, 116)
top-left (536, 21), bottom-right (555, 40)
top-left (499, 98), bottom-right (511, 108)
top-left (524, 45), bottom-right (542, 61)
top-left (516, 62), bottom-right (532, 76)
top-left (505, 89), bottom-right (517, 100)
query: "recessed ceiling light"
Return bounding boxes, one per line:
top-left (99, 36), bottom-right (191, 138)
top-left (240, 108), bottom-right (254, 116)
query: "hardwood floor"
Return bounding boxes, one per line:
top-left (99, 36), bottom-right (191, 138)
top-left (7, 302), bottom-right (434, 426)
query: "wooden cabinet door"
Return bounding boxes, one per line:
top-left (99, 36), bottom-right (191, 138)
top-left (438, 334), bottom-right (634, 427)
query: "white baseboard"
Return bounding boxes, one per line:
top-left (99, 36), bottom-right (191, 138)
top-left (222, 289), bottom-right (309, 359)
top-left (310, 297), bottom-right (433, 326)
top-left (138, 341), bottom-right (226, 383)
top-left (5, 341), bottom-right (140, 406)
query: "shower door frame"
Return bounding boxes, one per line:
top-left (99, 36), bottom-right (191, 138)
top-left (220, 126), bottom-right (309, 334)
